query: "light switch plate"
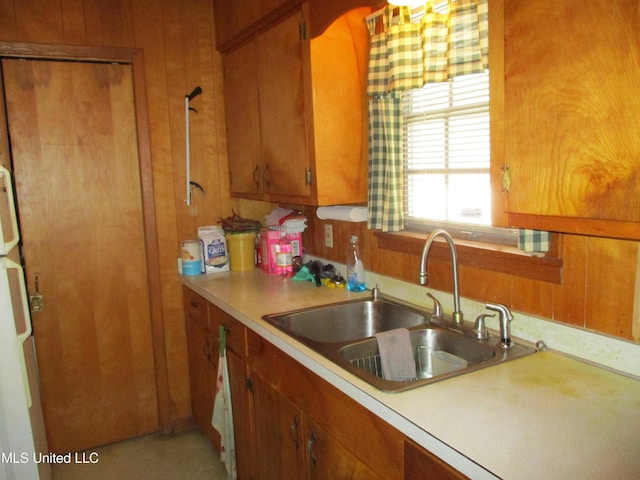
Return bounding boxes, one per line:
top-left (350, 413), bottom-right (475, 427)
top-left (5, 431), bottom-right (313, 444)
top-left (324, 224), bottom-right (333, 248)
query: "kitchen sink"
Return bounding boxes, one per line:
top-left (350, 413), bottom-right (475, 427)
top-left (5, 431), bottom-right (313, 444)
top-left (262, 298), bottom-right (426, 343)
top-left (263, 296), bottom-right (536, 392)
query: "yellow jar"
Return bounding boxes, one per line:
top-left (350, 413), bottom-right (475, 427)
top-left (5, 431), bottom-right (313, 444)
top-left (227, 232), bottom-right (257, 272)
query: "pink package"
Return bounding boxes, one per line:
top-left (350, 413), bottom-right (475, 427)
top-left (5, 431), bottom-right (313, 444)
top-left (260, 229), bottom-right (302, 275)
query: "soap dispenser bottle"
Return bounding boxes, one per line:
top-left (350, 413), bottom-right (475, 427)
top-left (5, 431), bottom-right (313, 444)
top-left (346, 235), bottom-right (366, 292)
top-left (275, 230), bottom-right (293, 278)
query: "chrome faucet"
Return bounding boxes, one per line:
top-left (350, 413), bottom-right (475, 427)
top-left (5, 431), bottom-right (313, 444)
top-left (486, 303), bottom-right (513, 348)
top-left (419, 229), bottom-right (463, 324)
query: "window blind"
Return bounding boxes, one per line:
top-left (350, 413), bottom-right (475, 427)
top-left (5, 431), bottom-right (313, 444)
top-left (402, 71), bottom-right (491, 225)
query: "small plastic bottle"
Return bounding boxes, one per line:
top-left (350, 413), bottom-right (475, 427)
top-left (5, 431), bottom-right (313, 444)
top-left (275, 231), bottom-right (293, 278)
top-left (346, 235), bottom-right (366, 292)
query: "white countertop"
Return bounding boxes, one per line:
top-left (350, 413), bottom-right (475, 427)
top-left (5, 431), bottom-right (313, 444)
top-left (181, 270), bottom-right (640, 479)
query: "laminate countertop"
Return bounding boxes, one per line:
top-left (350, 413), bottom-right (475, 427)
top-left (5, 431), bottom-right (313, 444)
top-left (181, 270), bottom-right (640, 479)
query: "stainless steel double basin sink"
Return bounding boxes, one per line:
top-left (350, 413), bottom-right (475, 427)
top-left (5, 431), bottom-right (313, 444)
top-left (263, 296), bottom-right (536, 392)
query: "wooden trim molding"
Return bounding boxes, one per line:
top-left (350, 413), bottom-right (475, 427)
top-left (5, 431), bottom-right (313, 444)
top-left (375, 230), bottom-right (563, 284)
top-left (508, 213), bottom-right (640, 241)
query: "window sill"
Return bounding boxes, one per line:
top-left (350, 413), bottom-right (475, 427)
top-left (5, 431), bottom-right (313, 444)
top-left (374, 230), bottom-right (563, 284)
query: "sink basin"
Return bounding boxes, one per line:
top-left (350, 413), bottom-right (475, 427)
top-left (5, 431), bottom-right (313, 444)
top-left (341, 327), bottom-right (510, 391)
top-left (262, 298), bottom-right (426, 343)
top-left (341, 327), bottom-right (495, 378)
top-left (263, 296), bottom-right (536, 392)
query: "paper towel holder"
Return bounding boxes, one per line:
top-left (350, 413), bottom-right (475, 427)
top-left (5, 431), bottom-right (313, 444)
top-left (316, 206), bottom-right (368, 223)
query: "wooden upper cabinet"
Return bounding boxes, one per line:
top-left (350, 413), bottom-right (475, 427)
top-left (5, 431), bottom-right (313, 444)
top-left (308, 6), bottom-right (371, 205)
top-left (213, 0), bottom-right (293, 49)
top-left (214, 0), bottom-right (383, 49)
top-left (221, 3), bottom-right (372, 205)
top-left (223, 39), bottom-right (261, 196)
top-left (257, 9), bottom-right (310, 200)
top-left (499, 0), bottom-right (640, 239)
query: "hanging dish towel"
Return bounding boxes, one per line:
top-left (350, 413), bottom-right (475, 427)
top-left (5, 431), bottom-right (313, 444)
top-left (212, 326), bottom-right (237, 480)
top-left (374, 328), bottom-right (417, 381)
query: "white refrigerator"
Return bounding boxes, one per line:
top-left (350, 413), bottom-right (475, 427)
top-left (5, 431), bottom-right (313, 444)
top-left (0, 165), bottom-right (49, 480)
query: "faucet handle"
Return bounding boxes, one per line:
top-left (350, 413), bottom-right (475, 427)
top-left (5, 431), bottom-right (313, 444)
top-left (473, 313), bottom-right (494, 340)
top-left (426, 293), bottom-right (443, 321)
top-left (371, 284), bottom-right (381, 301)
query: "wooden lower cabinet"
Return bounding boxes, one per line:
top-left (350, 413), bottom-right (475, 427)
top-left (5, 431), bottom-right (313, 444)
top-left (184, 289), bottom-right (220, 448)
top-left (252, 373), bottom-right (305, 479)
top-left (304, 417), bottom-right (379, 479)
top-left (184, 288), bottom-right (468, 479)
top-left (248, 329), bottom-right (400, 479)
top-left (227, 347), bottom-right (252, 480)
top-left (404, 439), bottom-right (469, 480)
top-left (251, 371), bottom-right (379, 479)
top-left (184, 289), bottom-right (252, 478)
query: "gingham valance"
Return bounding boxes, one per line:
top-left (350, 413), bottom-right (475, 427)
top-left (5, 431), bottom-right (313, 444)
top-left (366, 0), bottom-right (489, 96)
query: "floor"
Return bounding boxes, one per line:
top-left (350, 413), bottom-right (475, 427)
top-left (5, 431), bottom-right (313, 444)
top-left (52, 430), bottom-right (227, 480)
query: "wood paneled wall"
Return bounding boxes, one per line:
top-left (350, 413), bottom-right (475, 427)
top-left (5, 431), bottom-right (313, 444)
top-left (0, 0), bottom-right (237, 426)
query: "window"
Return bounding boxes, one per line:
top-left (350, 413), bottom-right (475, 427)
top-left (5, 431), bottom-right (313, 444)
top-left (401, 5), bottom-right (517, 245)
top-left (403, 72), bottom-right (489, 219)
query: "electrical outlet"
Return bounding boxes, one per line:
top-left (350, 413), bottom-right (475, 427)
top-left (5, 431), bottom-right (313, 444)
top-left (324, 224), bottom-right (333, 248)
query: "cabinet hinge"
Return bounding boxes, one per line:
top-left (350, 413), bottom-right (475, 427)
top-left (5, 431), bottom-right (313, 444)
top-left (305, 168), bottom-right (312, 185)
top-left (501, 165), bottom-right (511, 194)
top-left (299, 21), bottom-right (307, 41)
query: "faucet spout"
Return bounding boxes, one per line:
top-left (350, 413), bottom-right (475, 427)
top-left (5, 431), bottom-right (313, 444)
top-left (486, 302), bottom-right (514, 348)
top-left (419, 229), bottom-right (463, 324)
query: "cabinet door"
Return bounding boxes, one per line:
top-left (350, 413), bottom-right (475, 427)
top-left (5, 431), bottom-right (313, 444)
top-left (183, 288), bottom-right (210, 328)
top-left (224, 40), bottom-right (262, 196)
top-left (252, 373), bottom-right (305, 480)
top-left (503, 0), bottom-right (640, 238)
top-left (304, 418), bottom-right (381, 480)
top-left (227, 348), bottom-right (252, 480)
top-left (257, 9), bottom-right (311, 199)
top-left (185, 318), bottom-right (219, 449)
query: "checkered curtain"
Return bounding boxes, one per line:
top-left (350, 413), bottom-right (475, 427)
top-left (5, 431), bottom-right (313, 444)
top-left (365, 1), bottom-right (550, 254)
top-left (518, 229), bottom-right (551, 255)
top-left (367, 93), bottom-right (404, 231)
top-left (366, 0), bottom-right (489, 232)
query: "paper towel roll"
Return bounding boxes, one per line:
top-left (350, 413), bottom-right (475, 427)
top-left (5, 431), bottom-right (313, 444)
top-left (316, 206), bottom-right (368, 222)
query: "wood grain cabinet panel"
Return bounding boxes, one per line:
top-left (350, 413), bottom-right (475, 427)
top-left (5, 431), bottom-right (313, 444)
top-left (183, 288), bottom-right (219, 448)
top-left (500, 0), bottom-right (640, 239)
top-left (247, 329), bottom-right (402, 480)
top-left (404, 439), bottom-right (468, 480)
top-left (183, 287), bottom-right (210, 329)
top-left (213, 0), bottom-right (293, 49)
top-left (226, 347), bottom-right (252, 480)
top-left (223, 39), bottom-right (261, 197)
top-left (251, 373), bottom-right (306, 480)
top-left (304, 417), bottom-right (380, 479)
top-left (221, 4), bottom-right (371, 206)
top-left (184, 289), bottom-right (251, 476)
